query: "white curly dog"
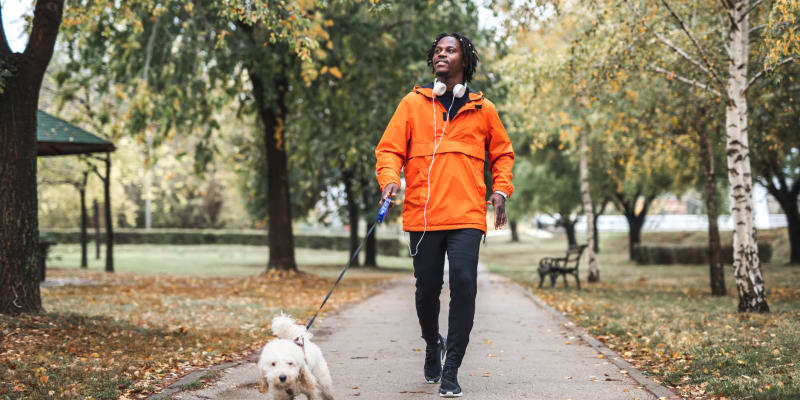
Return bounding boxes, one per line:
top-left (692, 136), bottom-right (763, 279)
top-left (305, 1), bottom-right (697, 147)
top-left (257, 315), bottom-right (334, 400)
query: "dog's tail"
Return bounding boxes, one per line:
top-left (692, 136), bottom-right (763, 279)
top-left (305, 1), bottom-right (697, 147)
top-left (271, 314), bottom-right (310, 340)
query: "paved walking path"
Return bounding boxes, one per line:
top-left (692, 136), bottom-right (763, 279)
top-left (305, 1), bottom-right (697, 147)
top-left (167, 264), bottom-right (667, 399)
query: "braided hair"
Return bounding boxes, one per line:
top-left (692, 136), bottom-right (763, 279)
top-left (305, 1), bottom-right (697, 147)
top-left (426, 32), bottom-right (479, 84)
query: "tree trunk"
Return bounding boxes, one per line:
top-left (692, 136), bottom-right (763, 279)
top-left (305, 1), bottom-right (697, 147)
top-left (615, 192), bottom-right (654, 261)
top-left (362, 191), bottom-right (377, 267)
top-left (785, 200), bottom-right (800, 265)
top-left (0, 78), bottom-right (43, 314)
top-left (698, 130), bottom-right (726, 295)
top-left (364, 221), bottom-right (377, 267)
top-left (725, 0), bottom-right (768, 312)
top-left (80, 187), bottom-right (88, 268)
top-left (592, 213), bottom-right (600, 253)
top-left (103, 155), bottom-right (113, 273)
top-left (592, 198), bottom-right (608, 254)
top-left (509, 220), bottom-right (519, 242)
top-left (94, 199), bottom-right (100, 259)
top-left (762, 173), bottom-right (800, 265)
top-left (250, 70), bottom-right (297, 272)
top-left (562, 218), bottom-right (577, 247)
top-left (625, 212), bottom-right (644, 261)
top-left (344, 172), bottom-right (360, 267)
top-left (579, 130), bottom-right (599, 282)
top-left (765, 185), bottom-right (800, 264)
top-left (0, 0), bottom-right (64, 315)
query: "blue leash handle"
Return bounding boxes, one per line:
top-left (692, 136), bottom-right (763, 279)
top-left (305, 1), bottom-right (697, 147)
top-left (377, 198), bottom-right (391, 223)
top-left (306, 200), bottom-right (392, 331)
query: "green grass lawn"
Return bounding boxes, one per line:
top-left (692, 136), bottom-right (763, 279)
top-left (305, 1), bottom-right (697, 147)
top-left (482, 229), bottom-right (800, 400)
top-left (48, 243), bottom-right (414, 277)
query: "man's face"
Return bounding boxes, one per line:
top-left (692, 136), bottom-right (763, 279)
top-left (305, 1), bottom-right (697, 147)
top-left (432, 36), bottom-right (464, 79)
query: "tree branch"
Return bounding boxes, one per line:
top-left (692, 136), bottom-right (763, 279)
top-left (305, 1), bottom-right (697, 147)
top-left (751, 21), bottom-right (793, 35)
top-left (612, 192), bottom-right (627, 214)
top-left (623, 0), bottom-right (721, 89)
top-left (23, 0), bottom-right (64, 87)
top-left (0, 6), bottom-right (12, 56)
top-left (773, 160), bottom-right (789, 193)
top-left (142, 18), bottom-right (159, 81)
top-left (39, 179), bottom-right (79, 188)
top-left (647, 64), bottom-right (723, 97)
top-left (746, 57), bottom-right (797, 92)
top-left (749, 23), bottom-right (767, 34)
top-left (740, 0), bottom-right (765, 22)
top-left (654, 31), bottom-right (713, 76)
top-left (639, 193), bottom-right (657, 219)
top-left (381, 19), bottom-right (412, 32)
top-left (660, 0), bottom-right (726, 90)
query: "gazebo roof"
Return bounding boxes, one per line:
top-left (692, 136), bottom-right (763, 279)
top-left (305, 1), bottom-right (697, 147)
top-left (37, 110), bottom-right (116, 156)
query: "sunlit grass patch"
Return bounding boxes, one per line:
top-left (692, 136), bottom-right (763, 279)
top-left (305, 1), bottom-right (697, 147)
top-left (484, 229), bottom-right (800, 400)
top-left (47, 244), bottom-right (414, 276)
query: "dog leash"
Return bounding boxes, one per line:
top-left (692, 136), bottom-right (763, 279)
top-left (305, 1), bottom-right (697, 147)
top-left (305, 199), bottom-right (392, 331)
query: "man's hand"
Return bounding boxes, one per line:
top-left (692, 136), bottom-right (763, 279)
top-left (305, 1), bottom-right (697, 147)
top-left (489, 193), bottom-right (507, 230)
top-left (380, 182), bottom-right (400, 207)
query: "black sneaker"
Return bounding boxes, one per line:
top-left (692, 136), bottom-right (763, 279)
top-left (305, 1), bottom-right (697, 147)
top-left (424, 334), bottom-right (446, 384)
top-left (439, 366), bottom-right (462, 397)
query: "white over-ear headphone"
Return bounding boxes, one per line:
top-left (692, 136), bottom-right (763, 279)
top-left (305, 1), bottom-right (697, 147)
top-left (432, 79), bottom-right (467, 98)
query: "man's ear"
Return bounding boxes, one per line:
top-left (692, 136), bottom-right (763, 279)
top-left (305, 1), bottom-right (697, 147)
top-left (258, 373), bottom-right (269, 394)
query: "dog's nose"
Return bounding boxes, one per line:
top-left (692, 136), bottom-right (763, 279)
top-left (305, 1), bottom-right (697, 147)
top-left (279, 375), bottom-right (287, 382)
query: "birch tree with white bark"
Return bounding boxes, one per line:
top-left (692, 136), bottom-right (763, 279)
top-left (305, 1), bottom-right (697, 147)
top-left (618, 0), bottom-right (798, 311)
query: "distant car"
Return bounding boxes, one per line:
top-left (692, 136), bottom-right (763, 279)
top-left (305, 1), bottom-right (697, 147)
top-left (535, 214), bottom-right (558, 229)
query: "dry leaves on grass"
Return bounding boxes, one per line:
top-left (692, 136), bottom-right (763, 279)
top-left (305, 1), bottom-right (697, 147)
top-left (532, 284), bottom-right (800, 400)
top-left (0, 268), bottom-right (392, 399)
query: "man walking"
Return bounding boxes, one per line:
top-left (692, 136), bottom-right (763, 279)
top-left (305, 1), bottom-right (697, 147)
top-left (375, 32), bottom-right (514, 397)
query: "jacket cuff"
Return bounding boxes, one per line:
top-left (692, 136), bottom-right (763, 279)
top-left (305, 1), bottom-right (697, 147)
top-left (493, 190), bottom-right (508, 199)
top-left (380, 180), bottom-right (401, 192)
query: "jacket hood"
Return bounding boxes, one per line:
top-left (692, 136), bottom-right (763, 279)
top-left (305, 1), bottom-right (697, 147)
top-left (414, 83), bottom-right (483, 101)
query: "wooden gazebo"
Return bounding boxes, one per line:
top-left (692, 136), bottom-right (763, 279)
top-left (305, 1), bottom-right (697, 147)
top-left (37, 110), bottom-right (116, 275)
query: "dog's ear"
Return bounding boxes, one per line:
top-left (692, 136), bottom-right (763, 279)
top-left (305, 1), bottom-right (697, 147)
top-left (297, 365), bottom-right (315, 391)
top-left (258, 372), bottom-right (269, 394)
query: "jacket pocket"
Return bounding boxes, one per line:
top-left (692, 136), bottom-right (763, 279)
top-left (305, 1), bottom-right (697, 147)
top-left (408, 140), bottom-right (485, 161)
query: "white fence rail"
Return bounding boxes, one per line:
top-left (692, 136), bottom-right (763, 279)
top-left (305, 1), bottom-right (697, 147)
top-left (575, 214), bottom-right (788, 233)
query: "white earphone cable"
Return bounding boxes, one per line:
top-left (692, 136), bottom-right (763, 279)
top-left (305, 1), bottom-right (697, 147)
top-left (408, 83), bottom-right (457, 257)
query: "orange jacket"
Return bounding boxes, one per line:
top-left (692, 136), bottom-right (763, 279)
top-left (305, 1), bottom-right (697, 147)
top-left (375, 85), bottom-right (514, 233)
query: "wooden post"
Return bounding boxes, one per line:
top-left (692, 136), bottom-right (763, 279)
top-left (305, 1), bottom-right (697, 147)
top-left (94, 199), bottom-right (100, 259)
top-left (104, 153), bottom-right (114, 272)
top-left (80, 170), bottom-right (88, 268)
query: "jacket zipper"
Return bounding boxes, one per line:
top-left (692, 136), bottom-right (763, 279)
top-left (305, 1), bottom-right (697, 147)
top-left (433, 98), bottom-right (479, 127)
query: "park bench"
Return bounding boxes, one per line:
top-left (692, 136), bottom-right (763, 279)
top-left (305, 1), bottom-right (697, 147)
top-left (537, 244), bottom-right (587, 289)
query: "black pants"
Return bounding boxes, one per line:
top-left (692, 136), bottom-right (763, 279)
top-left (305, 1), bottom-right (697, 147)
top-left (410, 228), bottom-right (482, 368)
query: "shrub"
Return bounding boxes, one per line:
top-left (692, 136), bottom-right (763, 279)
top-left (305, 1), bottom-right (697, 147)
top-left (40, 229), bottom-right (406, 256)
top-left (633, 243), bottom-right (773, 265)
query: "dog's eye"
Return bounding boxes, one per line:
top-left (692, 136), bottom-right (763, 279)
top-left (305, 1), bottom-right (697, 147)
top-left (288, 362), bottom-right (293, 366)
top-left (271, 362), bottom-right (276, 367)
